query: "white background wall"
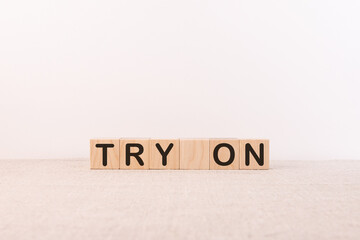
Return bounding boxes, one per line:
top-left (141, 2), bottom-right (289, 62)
top-left (0, 0), bottom-right (359, 160)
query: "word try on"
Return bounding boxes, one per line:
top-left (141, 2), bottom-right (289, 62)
top-left (90, 139), bottom-right (269, 170)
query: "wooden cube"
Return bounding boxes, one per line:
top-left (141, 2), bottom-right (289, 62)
top-left (150, 139), bottom-right (180, 169)
top-left (240, 139), bottom-right (269, 170)
top-left (209, 139), bottom-right (239, 170)
top-left (90, 139), bottom-right (120, 169)
top-left (120, 139), bottom-right (150, 169)
top-left (180, 139), bottom-right (209, 170)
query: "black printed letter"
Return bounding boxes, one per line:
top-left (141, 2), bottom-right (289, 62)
top-left (213, 143), bottom-right (235, 166)
top-left (95, 144), bottom-right (114, 166)
top-left (245, 143), bottom-right (264, 166)
top-left (155, 143), bottom-right (174, 166)
top-left (126, 144), bottom-right (144, 166)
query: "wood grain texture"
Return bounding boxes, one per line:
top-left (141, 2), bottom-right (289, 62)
top-left (90, 139), bottom-right (120, 169)
top-left (209, 139), bottom-right (239, 170)
top-left (120, 139), bottom-right (150, 169)
top-left (150, 139), bottom-right (180, 169)
top-left (180, 139), bottom-right (209, 170)
top-left (240, 139), bottom-right (269, 170)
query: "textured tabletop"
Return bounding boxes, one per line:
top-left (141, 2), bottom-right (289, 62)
top-left (0, 159), bottom-right (359, 240)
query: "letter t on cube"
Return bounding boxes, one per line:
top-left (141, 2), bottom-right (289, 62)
top-left (90, 139), bottom-right (120, 169)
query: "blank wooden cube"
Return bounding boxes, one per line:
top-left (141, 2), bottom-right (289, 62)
top-left (180, 139), bottom-right (209, 170)
top-left (209, 139), bottom-right (239, 170)
top-left (240, 139), bottom-right (269, 170)
top-left (150, 139), bottom-right (180, 169)
top-left (120, 139), bottom-right (150, 169)
top-left (90, 139), bottom-right (120, 169)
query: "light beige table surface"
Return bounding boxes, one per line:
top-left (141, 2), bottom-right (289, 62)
top-left (0, 159), bottom-right (359, 240)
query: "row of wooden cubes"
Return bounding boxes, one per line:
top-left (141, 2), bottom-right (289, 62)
top-left (90, 139), bottom-right (269, 170)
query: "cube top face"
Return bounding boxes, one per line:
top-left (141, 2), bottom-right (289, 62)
top-left (240, 139), bottom-right (269, 170)
top-left (150, 139), bottom-right (180, 170)
top-left (209, 139), bottom-right (240, 170)
top-left (90, 139), bottom-right (120, 169)
top-left (120, 139), bottom-right (150, 169)
top-left (180, 139), bottom-right (209, 170)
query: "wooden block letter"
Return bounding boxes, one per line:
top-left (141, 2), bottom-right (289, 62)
top-left (240, 139), bottom-right (269, 170)
top-left (90, 139), bottom-right (120, 169)
top-left (120, 139), bottom-right (150, 169)
top-left (180, 139), bottom-right (209, 170)
top-left (150, 139), bottom-right (180, 169)
top-left (210, 139), bottom-right (239, 170)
